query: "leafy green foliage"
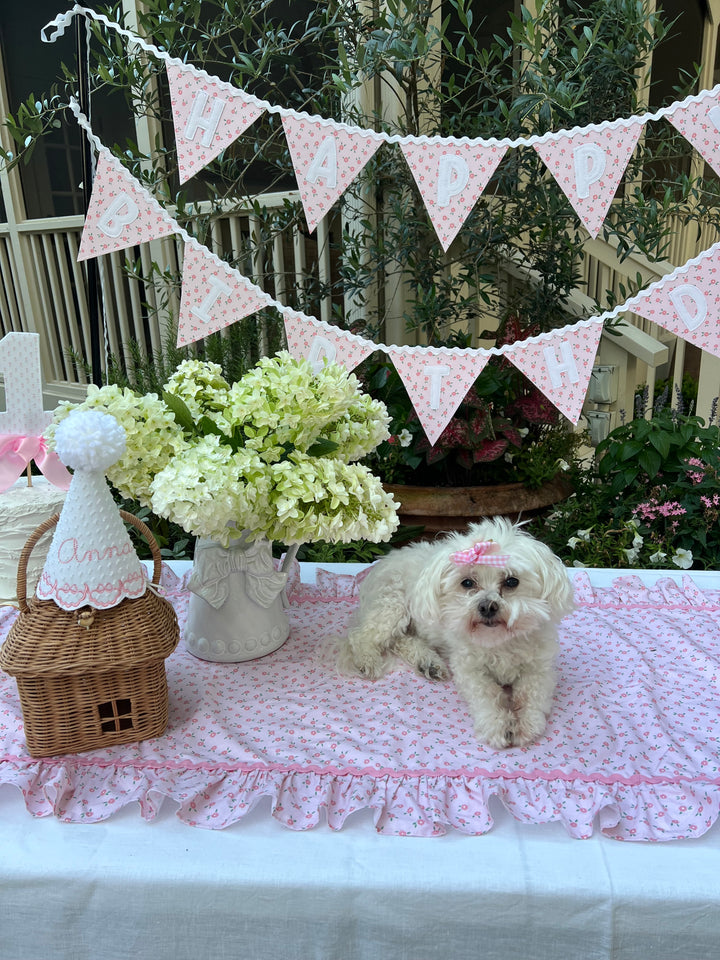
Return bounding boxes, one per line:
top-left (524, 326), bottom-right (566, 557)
top-left (533, 405), bottom-right (720, 570)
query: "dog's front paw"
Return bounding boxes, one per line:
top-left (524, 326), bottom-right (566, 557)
top-left (513, 709), bottom-right (548, 747)
top-left (476, 710), bottom-right (517, 750)
top-left (417, 653), bottom-right (449, 682)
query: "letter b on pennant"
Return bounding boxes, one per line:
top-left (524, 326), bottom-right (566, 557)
top-left (97, 193), bottom-right (140, 238)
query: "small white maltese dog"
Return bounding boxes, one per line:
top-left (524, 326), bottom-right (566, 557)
top-left (338, 517), bottom-right (574, 749)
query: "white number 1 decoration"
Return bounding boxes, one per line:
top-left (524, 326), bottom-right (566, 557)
top-left (0, 332), bottom-right (51, 437)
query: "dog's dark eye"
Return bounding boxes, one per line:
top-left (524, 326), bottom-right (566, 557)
top-left (460, 578), bottom-right (475, 590)
top-left (504, 576), bottom-right (519, 589)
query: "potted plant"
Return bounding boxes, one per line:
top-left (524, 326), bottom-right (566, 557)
top-left (533, 393), bottom-right (720, 570)
top-left (358, 326), bottom-right (583, 534)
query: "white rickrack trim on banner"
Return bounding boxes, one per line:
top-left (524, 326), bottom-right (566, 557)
top-left (45, 4), bottom-right (720, 151)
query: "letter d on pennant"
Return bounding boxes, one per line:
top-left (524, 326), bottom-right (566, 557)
top-left (668, 283), bottom-right (708, 331)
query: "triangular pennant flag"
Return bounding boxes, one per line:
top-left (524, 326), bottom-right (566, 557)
top-left (399, 139), bottom-right (506, 250)
top-left (533, 121), bottom-right (643, 238)
top-left (166, 62), bottom-right (265, 183)
top-left (282, 115), bottom-right (383, 232)
top-left (630, 244), bottom-right (720, 358)
top-left (504, 323), bottom-right (603, 423)
top-left (283, 311), bottom-right (376, 372)
top-left (77, 153), bottom-right (175, 261)
top-left (667, 90), bottom-right (720, 178)
top-left (387, 346), bottom-right (490, 445)
top-left (177, 243), bottom-right (269, 346)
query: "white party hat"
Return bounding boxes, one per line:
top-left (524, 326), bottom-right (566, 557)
top-left (36, 409), bottom-right (147, 610)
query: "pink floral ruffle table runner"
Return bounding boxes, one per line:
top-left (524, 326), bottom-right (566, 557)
top-left (1, 566), bottom-right (719, 841)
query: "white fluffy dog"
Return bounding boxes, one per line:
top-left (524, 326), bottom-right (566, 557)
top-left (338, 517), bottom-right (574, 749)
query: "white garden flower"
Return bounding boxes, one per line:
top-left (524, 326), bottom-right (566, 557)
top-left (649, 550), bottom-right (667, 564)
top-left (672, 548), bottom-right (693, 569)
top-left (398, 428), bottom-right (413, 447)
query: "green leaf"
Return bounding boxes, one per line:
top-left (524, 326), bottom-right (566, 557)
top-left (162, 390), bottom-right (195, 432)
top-left (306, 438), bottom-right (340, 458)
top-left (648, 431), bottom-right (671, 458)
top-left (638, 448), bottom-right (662, 478)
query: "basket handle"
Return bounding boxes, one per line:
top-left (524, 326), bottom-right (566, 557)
top-left (16, 509), bottom-right (163, 614)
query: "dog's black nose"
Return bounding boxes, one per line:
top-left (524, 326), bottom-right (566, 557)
top-left (478, 599), bottom-right (499, 619)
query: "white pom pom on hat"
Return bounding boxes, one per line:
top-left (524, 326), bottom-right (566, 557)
top-left (55, 408), bottom-right (127, 472)
top-left (36, 409), bottom-right (147, 611)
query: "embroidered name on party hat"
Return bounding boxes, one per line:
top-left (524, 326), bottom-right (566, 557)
top-left (451, 540), bottom-right (510, 567)
top-left (36, 409), bottom-right (147, 610)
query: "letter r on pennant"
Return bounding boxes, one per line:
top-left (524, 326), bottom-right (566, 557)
top-left (97, 193), bottom-right (140, 238)
top-left (543, 342), bottom-right (580, 389)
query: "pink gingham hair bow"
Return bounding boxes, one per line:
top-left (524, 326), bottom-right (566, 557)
top-left (451, 540), bottom-right (510, 567)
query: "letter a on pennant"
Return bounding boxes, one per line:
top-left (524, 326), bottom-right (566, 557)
top-left (177, 243), bottom-right (269, 346)
top-left (667, 91), bottom-right (720, 178)
top-left (533, 122), bottom-right (643, 238)
top-left (630, 244), bottom-right (720, 357)
top-left (282, 115), bottom-right (383, 232)
top-left (387, 346), bottom-right (490, 445)
top-left (283, 311), bottom-right (376, 373)
top-left (78, 153), bottom-right (175, 261)
top-left (400, 139), bottom-right (507, 251)
top-left (504, 324), bottom-right (603, 424)
top-left (166, 62), bottom-right (265, 182)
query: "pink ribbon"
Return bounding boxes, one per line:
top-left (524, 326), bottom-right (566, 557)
top-left (451, 540), bottom-right (510, 567)
top-left (0, 434), bottom-right (72, 493)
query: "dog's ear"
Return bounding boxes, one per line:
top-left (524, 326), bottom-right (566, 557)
top-left (411, 547), bottom-right (455, 622)
top-left (538, 550), bottom-right (574, 618)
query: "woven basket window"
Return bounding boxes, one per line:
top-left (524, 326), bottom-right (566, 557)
top-left (98, 699), bottom-right (134, 733)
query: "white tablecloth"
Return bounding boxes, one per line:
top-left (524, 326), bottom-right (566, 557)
top-left (2, 564), bottom-right (720, 960)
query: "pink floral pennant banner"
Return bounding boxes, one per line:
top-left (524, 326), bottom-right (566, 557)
top-left (504, 323), bottom-right (603, 423)
top-left (400, 139), bottom-right (507, 250)
top-left (666, 91), bottom-right (720, 178)
top-left (387, 346), bottom-right (490, 446)
top-left (166, 61), bottom-right (265, 183)
top-left (283, 312), bottom-right (376, 372)
top-left (282, 115), bottom-right (383, 232)
top-left (533, 121), bottom-right (643, 238)
top-left (177, 243), bottom-right (269, 346)
top-left (629, 244), bottom-right (720, 358)
top-left (77, 153), bottom-right (175, 261)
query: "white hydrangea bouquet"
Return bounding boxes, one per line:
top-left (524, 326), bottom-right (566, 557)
top-left (47, 353), bottom-right (399, 548)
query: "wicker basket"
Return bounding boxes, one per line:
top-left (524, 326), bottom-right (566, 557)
top-left (0, 511), bottom-right (180, 758)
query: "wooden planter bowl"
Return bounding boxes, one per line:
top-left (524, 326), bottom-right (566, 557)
top-left (385, 475), bottom-right (573, 538)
